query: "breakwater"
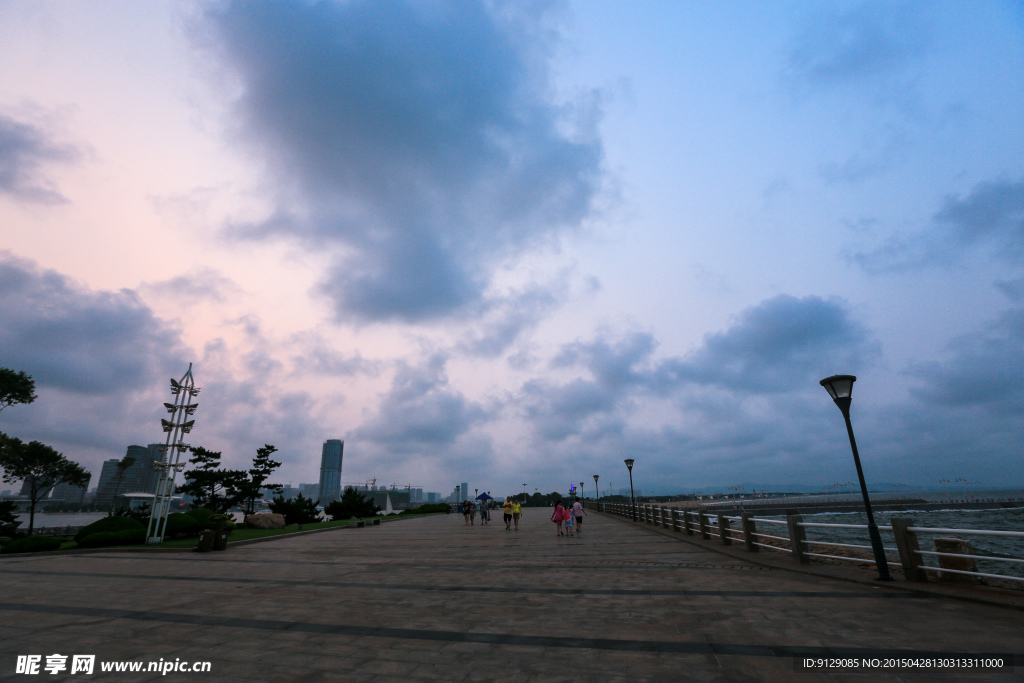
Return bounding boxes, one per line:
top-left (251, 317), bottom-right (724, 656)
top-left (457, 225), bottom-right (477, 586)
top-left (702, 499), bottom-right (1023, 515)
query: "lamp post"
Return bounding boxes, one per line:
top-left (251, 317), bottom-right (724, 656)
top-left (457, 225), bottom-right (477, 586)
top-left (819, 374), bottom-right (892, 581)
top-left (593, 475), bottom-right (599, 509)
top-left (624, 459), bottom-right (637, 521)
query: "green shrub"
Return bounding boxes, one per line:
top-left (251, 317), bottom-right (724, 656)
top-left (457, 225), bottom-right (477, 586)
top-left (1, 535), bottom-right (62, 554)
top-left (185, 507), bottom-right (215, 529)
top-left (205, 513), bottom-right (236, 532)
top-left (77, 528), bottom-right (146, 548)
top-left (74, 516), bottom-right (144, 544)
top-left (270, 494), bottom-right (323, 525)
top-left (163, 512), bottom-right (200, 538)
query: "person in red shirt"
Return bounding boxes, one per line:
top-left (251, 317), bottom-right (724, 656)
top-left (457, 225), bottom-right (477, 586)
top-left (551, 500), bottom-right (565, 536)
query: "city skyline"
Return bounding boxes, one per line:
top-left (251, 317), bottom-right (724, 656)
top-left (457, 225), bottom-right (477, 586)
top-left (0, 1), bottom-right (1021, 496)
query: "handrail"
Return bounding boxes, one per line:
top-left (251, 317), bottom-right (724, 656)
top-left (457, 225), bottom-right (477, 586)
top-left (598, 502), bottom-right (1024, 587)
top-left (906, 527), bottom-right (1024, 538)
top-left (915, 550), bottom-right (1024, 564)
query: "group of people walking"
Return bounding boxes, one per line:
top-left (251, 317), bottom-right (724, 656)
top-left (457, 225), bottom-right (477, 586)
top-left (551, 497), bottom-right (586, 536)
top-left (460, 497), bottom-right (522, 530)
top-left (459, 495), bottom-right (589, 537)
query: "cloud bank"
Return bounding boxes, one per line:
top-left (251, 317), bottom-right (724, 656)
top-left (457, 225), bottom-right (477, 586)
top-left (203, 0), bottom-right (603, 323)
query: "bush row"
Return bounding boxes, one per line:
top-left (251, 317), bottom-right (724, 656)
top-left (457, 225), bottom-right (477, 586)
top-left (0, 535), bottom-right (62, 554)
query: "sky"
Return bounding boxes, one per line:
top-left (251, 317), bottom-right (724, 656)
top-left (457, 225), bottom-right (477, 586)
top-left (0, 0), bottom-right (1021, 498)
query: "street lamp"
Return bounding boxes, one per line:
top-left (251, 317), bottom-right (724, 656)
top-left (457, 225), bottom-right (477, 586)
top-left (624, 459), bottom-right (637, 521)
top-left (593, 474), bottom-right (599, 508)
top-left (819, 374), bottom-right (892, 581)
top-left (522, 483), bottom-right (527, 505)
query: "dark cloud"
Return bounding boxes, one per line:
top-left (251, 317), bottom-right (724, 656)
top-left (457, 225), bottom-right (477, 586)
top-left (995, 278), bottom-right (1024, 303)
top-left (138, 267), bottom-right (240, 304)
top-left (0, 114), bottom-right (78, 204)
top-left (457, 279), bottom-right (565, 358)
top-left (202, 0), bottom-right (603, 323)
top-left (353, 354), bottom-right (494, 451)
top-left (933, 179), bottom-right (1024, 262)
top-left (665, 294), bottom-right (878, 393)
top-left (783, 4), bottom-right (925, 89)
top-left (853, 178), bottom-right (1024, 271)
top-left (289, 343), bottom-right (381, 378)
top-left (906, 306), bottom-right (1024, 416)
top-left (0, 252), bottom-right (188, 394)
top-left (521, 295), bottom-right (877, 442)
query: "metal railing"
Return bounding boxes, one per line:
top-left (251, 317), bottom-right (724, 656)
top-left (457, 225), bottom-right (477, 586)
top-left (594, 501), bottom-right (1024, 586)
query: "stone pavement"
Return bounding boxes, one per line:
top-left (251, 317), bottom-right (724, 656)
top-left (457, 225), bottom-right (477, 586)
top-left (1, 510), bottom-right (1022, 682)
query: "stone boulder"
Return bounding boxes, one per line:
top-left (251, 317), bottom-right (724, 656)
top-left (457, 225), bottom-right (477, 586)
top-left (245, 513), bottom-right (286, 529)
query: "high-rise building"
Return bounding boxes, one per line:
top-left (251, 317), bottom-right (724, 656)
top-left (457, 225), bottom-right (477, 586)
top-left (19, 476), bottom-right (54, 499)
top-left (93, 444), bottom-right (168, 509)
top-left (51, 480), bottom-right (88, 505)
top-left (461, 482), bottom-right (469, 501)
top-left (93, 459), bottom-right (122, 509)
top-left (318, 439), bottom-right (344, 504)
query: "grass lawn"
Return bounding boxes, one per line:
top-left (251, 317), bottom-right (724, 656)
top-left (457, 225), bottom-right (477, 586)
top-left (151, 518), bottom-right (359, 548)
top-left (2, 512), bottom-right (447, 554)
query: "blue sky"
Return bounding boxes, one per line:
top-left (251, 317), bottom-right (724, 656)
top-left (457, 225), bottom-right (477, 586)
top-left (0, 1), bottom-right (1021, 497)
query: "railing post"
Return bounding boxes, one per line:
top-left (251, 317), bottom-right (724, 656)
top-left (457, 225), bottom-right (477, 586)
top-left (662, 506), bottom-right (670, 529)
top-left (890, 517), bottom-right (926, 582)
top-left (741, 512), bottom-right (758, 552)
top-left (671, 508), bottom-right (680, 532)
top-left (717, 513), bottom-right (732, 545)
top-left (645, 505), bottom-right (653, 524)
top-left (787, 513), bottom-right (809, 564)
top-left (683, 510), bottom-right (694, 535)
top-left (698, 510), bottom-right (710, 539)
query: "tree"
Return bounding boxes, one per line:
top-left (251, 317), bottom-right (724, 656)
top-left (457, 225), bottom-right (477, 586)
top-left (176, 446), bottom-right (246, 514)
top-left (235, 444), bottom-right (283, 515)
top-left (324, 486), bottom-right (380, 520)
top-left (0, 368), bottom-right (37, 414)
top-left (268, 493), bottom-right (322, 525)
top-left (0, 499), bottom-right (23, 537)
top-left (0, 433), bottom-right (90, 535)
top-left (108, 455), bottom-right (136, 514)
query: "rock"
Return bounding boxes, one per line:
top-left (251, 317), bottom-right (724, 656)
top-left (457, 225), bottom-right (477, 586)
top-left (245, 513), bottom-right (286, 529)
top-left (933, 537), bottom-right (979, 583)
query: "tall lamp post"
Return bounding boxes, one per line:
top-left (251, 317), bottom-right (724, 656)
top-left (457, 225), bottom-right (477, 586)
top-left (624, 459), bottom-right (637, 521)
top-left (819, 375), bottom-right (892, 581)
top-left (593, 474), bottom-right (600, 509)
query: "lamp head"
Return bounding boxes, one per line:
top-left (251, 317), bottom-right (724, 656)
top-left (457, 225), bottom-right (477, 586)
top-left (593, 474), bottom-right (599, 482)
top-left (624, 458), bottom-right (634, 471)
top-left (820, 374), bottom-right (856, 415)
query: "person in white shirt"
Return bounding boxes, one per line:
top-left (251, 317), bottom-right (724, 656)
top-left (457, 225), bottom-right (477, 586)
top-left (572, 498), bottom-right (587, 533)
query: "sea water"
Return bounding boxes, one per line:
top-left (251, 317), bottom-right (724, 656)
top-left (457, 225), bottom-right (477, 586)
top-left (756, 506), bottom-right (1024, 578)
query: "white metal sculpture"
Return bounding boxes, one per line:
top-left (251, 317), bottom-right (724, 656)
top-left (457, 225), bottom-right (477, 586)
top-left (145, 363), bottom-right (199, 544)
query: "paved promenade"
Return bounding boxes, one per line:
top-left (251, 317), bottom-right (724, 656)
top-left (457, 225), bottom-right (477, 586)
top-left (1, 511), bottom-right (1022, 682)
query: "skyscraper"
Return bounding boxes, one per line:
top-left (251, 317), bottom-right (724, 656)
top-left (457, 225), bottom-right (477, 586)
top-left (318, 439), bottom-right (344, 504)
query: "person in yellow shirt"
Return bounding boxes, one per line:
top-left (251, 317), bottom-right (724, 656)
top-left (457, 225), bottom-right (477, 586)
top-left (502, 497), bottom-right (514, 530)
top-left (511, 498), bottom-right (522, 531)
